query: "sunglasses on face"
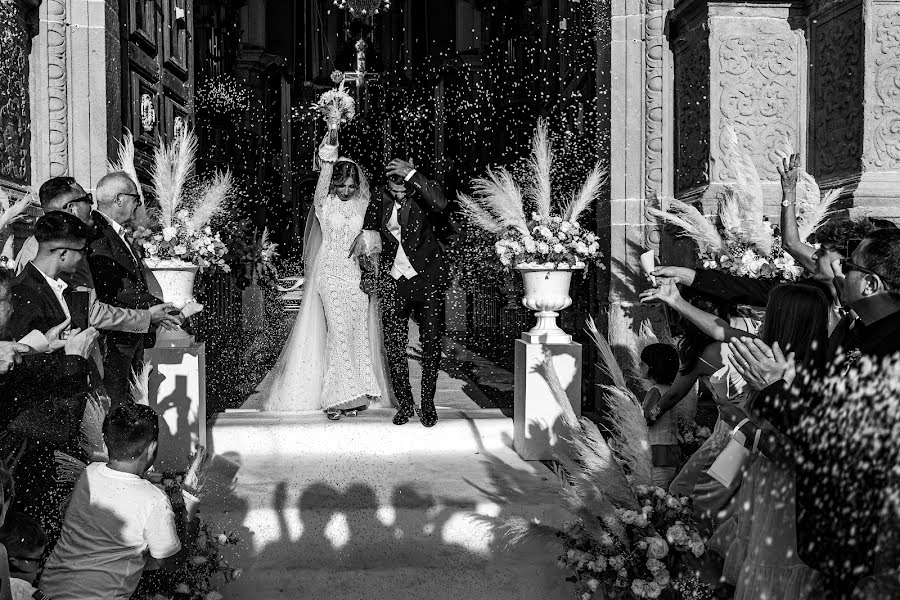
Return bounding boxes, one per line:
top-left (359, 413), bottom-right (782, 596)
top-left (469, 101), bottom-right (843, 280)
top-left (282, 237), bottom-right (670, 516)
top-left (9, 556), bottom-right (41, 573)
top-left (65, 193), bottom-right (92, 208)
top-left (51, 245), bottom-right (91, 256)
top-left (387, 174), bottom-right (405, 185)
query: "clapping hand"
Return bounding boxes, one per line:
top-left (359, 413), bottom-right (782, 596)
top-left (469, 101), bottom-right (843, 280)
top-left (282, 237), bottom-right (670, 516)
top-left (728, 337), bottom-right (796, 390)
top-left (149, 303), bottom-right (182, 331)
top-left (64, 327), bottom-right (100, 359)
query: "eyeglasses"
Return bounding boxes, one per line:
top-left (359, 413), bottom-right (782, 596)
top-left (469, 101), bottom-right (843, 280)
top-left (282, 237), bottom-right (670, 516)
top-left (117, 192), bottom-right (142, 205)
top-left (51, 246), bottom-right (91, 256)
top-left (840, 258), bottom-right (879, 276)
top-left (65, 193), bottom-right (92, 207)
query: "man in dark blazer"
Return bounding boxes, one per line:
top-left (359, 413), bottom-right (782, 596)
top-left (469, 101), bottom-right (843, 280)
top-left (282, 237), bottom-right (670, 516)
top-left (88, 172), bottom-right (164, 408)
top-left (359, 158), bottom-right (450, 427)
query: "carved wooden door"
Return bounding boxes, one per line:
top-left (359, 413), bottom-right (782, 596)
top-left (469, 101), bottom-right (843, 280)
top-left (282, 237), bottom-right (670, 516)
top-left (120, 0), bottom-right (194, 154)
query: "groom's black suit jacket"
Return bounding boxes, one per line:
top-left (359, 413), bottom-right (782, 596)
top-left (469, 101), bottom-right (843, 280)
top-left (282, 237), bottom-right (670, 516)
top-left (363, 171), bottom-right (451, 289)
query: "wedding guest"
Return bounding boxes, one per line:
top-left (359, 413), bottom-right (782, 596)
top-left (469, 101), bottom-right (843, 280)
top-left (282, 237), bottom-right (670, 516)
top-left (0, 465), bottom-right (15, 600)
top-left (40, 403), bottom-right (182, 600)
top-left (0, 269), bottom-right (28, 377)
top-left (642, 279), bottom-right (831, 599)
top-left (726, 227), bottom-right (900, 596)
top-left (89, 173), bottom-right (167, 407)
top-left (14, 177), bottom-right (178, 378)
top-left (0, 513), bottom-right (48, 600)
top-left (639, 343), bottom-right (682, 489)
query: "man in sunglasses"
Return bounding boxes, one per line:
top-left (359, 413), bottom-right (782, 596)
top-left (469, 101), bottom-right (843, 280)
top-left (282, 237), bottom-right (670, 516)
top-left (354, 157), bottom-right (450, 428)
top-left (14, 177), bottom-right (179, 377)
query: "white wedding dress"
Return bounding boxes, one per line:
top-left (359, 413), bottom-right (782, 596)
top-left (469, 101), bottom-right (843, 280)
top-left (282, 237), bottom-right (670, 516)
top-left (245, 144), bottom-right (394, 412)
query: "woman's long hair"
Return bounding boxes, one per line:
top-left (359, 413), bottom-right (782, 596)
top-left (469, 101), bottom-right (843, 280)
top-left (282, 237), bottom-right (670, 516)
top-left (673, 292), bottom-right (733, 374)
top-left (330, 161), bottom-right (361, 192)
top-left (759, 282), bottom-right (830, 373)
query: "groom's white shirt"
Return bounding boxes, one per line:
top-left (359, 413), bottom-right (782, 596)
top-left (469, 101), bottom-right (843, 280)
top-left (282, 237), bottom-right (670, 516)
top-left (388, 199), bottom-right (418, 280)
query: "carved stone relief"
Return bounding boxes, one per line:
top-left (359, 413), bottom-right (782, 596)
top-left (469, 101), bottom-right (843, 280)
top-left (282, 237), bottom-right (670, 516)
top-left (0, 0), bottom-right (32, 185)
top-left (644, 0), bottom-right (667, 250)
top-left (674, 33), bottom-right (710, 195)
top-left (140, 93), bottom-right (157, 133)
top-left (811, 7), bottom-right (863, 178)
top-left (714, 32), bottom-right (801, 182)
top-left (867, 7), bottom-right (900, 170)
top-left (47, 0), bottom-right (69, 177)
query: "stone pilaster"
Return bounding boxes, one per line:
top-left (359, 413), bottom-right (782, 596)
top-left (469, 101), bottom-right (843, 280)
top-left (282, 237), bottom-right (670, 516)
top-left (29, 0), bottom-right (113, 189)
top-left (671, 0), bottom-right (808, 215)
top-left (605, 0), bottom-right (674, 371)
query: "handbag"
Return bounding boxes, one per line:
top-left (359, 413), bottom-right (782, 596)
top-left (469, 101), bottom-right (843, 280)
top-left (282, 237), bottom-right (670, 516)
top-left (706, 417), bottom-right (760, 488)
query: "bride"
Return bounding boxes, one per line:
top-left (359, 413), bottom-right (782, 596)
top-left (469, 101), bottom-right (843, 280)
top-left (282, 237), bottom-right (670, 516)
top-left (247, 123), bottom-right (393, 417)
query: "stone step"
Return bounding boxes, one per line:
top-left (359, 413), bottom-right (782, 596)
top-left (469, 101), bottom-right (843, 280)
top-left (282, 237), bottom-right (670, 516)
top-left (200, 409), bottom-right (572, 600)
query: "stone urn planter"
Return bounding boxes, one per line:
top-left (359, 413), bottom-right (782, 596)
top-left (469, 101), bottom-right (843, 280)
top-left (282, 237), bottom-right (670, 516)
top-left (516, 262), bottom-right (584, 344)
top-left (145, 259), bottom-right (202, 347)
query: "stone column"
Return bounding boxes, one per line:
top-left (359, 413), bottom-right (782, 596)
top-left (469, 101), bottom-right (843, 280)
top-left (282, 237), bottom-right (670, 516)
top-left (29, 0), bottom-right (115, 189)
top-left (605, 0), bottom-right (673, 368)
top-left (809, 0), bottom-right (900, 218)
top-left (670, 0), bottom-right (808, 214)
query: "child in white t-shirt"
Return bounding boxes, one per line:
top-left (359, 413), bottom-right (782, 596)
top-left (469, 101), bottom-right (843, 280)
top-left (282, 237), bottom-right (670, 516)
top-left (39, 404), bottom-right (182, 600)
top-left (0, 512), bottom-right (51, 600)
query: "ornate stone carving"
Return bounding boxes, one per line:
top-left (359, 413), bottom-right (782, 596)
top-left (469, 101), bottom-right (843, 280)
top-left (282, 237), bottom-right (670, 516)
top-left (47, 0), bottom-right (69, 177)
top-left (715, 32), bottom-right (801, 182)
top-left (173, 115), bottom-right (186, 138)
top-left (0, 0), bottom-right (33, 186)
top-left (811, 8), bottom-right (863, 177)
top-left (867, 7), bottom-right (900, 170)
top-left (643, 0), bottom-right (668, 251)
top-left (140, 94), bottom-right (156, 133)
top-left (675, 34), bottom-right (710, 194)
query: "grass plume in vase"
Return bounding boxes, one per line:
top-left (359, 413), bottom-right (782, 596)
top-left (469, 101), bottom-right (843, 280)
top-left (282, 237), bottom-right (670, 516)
top-left (490, 318), bottom-right (711, 599)
top-left (457, 119), bottom-right (606, 271)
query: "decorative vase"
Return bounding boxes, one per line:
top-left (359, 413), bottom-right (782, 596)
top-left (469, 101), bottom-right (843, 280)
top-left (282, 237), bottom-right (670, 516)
top-left (146, 259), bottom-right (201, 347)
top-left (516, 263), bottom-right (583, 344)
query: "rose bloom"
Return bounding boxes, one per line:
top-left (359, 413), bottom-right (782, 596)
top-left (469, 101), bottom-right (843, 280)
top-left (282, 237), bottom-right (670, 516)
top-left (645, 536), bottom-right (669, 559)
top-left (552, 243), bottom-right (565, 254)
top-left (666, 523), bottom-right (688, 545)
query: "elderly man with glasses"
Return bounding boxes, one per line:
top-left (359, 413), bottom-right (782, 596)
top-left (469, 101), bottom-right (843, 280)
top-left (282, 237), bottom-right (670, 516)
top-left (88, 172), bottom-right (178, 407)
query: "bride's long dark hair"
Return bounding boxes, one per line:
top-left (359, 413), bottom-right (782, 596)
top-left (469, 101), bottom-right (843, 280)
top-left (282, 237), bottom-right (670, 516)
top-left (330, 161), bottom-right (360, 189)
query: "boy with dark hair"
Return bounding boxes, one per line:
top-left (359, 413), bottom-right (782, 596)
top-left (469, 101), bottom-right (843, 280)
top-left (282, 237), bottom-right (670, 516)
top-left (0, 512), bottom-right (51, 600)
top-left (39, 404), bottom-right (181, 600)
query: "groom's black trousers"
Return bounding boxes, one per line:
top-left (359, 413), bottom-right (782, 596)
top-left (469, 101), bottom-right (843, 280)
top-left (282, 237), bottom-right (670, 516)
top-left (379, 275), bottom-right (445, 409)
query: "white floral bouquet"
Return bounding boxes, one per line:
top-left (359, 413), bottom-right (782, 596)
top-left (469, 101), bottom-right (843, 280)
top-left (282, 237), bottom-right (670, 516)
top-left (698, 240), bottom-right (803, 281)
top-left (459, 120), bottom-right (607, 272)
top-left (134, 217), bottom-right (229, 272)
top-left (558, 486), bottom-right (707, 600)
top-left (138, 129), bottom-right (233, 272)
top-left (494, 212), bottom-right (602, 269)
top-left (313, 73), bottom-right (356, 127)
top-left (493, 320), bottom-right (711, 600)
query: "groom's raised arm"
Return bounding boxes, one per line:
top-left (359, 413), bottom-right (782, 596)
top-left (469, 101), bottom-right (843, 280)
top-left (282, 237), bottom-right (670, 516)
top-left (408, 171), bottom-right (448, 213)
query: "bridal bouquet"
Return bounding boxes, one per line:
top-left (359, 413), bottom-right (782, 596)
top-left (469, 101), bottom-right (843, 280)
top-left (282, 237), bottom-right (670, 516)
top-left (675, 417), bottom-right (711, 459)
top-left (458, 120), bottom-right (606, 271)
top-left (131, 129), bottom-right (233, 272)
top-left (313, 72), bottom-right (356, 127)
top-left (494, 319), bottom-right (710, 599)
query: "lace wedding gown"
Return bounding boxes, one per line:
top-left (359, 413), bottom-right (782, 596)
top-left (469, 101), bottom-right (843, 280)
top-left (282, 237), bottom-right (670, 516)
top-left (244, 145), bottom-right (393, 412)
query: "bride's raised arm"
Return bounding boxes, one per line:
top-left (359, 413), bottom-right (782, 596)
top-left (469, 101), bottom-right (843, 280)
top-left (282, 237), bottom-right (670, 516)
top-left (315, 129), bottom-right (340, 212)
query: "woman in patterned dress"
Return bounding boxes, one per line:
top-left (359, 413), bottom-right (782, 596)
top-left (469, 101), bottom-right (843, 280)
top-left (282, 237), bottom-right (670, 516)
top-left (247, 126), bottom-right (393, 417)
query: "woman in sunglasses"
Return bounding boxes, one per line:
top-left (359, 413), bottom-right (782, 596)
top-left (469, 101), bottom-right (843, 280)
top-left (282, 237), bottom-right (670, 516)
top-left (249, 119), bottom-right (392, 419)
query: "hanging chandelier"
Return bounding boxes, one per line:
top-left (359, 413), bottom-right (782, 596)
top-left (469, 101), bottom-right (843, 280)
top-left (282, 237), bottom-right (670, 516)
top-left (334, 0), bottom-right (390, 17)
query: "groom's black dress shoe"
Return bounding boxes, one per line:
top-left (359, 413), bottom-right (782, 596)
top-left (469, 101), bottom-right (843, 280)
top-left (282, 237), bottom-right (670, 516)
top-left (393, 406), bottom-right (415, 426)
top-left (416, 402), bottom-right (438, 428)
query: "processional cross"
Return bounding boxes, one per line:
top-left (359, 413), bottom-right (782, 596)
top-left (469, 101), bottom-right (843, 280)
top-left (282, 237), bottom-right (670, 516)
top-left (342, 38), bottom-right (380, 114)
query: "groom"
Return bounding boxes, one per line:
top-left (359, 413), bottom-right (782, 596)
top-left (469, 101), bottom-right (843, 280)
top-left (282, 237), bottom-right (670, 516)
top-left (357, 158), bottom-right (450, 427)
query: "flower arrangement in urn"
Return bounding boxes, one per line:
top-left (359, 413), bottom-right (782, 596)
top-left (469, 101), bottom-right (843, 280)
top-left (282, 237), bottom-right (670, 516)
top-left (458, 119), bottom-right (606, 272)
top-left (494, 319), bottom-right (711, 599)
top-left (135, 129), bottom-right (232, 272)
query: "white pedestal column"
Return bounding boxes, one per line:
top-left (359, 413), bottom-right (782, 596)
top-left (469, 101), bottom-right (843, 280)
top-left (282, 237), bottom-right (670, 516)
top-left (513, 339), bottom-right (582, 461)
top-left (143, 342), bottom-right (207, 472)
